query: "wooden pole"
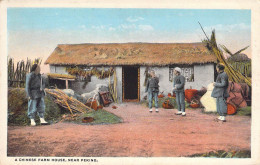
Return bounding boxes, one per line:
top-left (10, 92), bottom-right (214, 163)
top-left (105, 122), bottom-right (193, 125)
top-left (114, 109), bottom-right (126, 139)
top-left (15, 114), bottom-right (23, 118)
top-left (66, 79), bottom-right (68, 89)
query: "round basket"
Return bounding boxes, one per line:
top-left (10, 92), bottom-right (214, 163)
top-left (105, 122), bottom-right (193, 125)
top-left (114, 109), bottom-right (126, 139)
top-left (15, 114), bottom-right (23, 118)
top-left (158, 94), bottom-right (164, 98)
top-left (185, 89), bottom-right (198, 103)
top-left (190, 104), bottom-right (200, 108)
top-left (227, 103), bottom-right (237, 115)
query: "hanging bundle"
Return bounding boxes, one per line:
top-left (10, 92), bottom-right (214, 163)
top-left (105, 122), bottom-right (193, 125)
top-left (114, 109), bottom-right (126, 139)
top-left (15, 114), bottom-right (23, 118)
top-left (143, 67), bottom-right (150, 86)
top-left (108, 67), bottom-right (118, 103)
top-left (66, 67), bottom-right (114, 80)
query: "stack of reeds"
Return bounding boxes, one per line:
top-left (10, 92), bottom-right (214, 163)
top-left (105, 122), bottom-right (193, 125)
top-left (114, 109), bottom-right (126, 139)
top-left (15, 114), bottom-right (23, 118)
top-left (8, 58), bottom-right (28, 87)
top-left (199, 23), bottom-right (251, 87)
top-left (8, 57), bottom-right (42, 88)
top-left (220, 45), bottom-right (251, 78)
top-left (8, 58), bottom-right (15, 87)
top-left (45, 88), bottom-right (93, 114)
top-left (108, 68), bottom-right (118, 103)
top-left (228, 62), bottom-right (251, 77)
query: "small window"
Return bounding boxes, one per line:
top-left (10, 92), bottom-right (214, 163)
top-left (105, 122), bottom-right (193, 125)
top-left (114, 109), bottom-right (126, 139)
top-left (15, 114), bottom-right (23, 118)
top-left (169, 65), bottom-right (194, 82)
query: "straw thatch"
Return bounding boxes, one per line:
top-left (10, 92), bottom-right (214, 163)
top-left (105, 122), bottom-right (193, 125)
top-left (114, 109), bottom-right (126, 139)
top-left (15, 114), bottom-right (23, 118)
top-left (227, 54), bottom-right (251, 62)
top-left (45, 43), bottom-right (216, 66)
top-left (47, 73), bottom-right (76, 79)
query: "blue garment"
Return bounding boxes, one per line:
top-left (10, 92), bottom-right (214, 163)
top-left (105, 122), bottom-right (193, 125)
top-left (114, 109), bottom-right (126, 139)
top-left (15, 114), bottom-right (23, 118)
top-left (28, 97), bottom-right (45, 119)
top-left (211, 71), bottom-right (229, 98)
top-left (211, 71), bottom-right (229, 117)
top-left (146, 77), bottom-right (159, 109)
top-left (25, 72), bottom-right (46, 99)
top-left (145, 77), bottom-right (159, 92)
top-left (173, 74), bottom-right (186, 112)
top-left (148, 90), bottom-right (158, 109)
top-left (175, 91), bottom-right (185, 112)
top-left (25, 72), bottom-right (46, 119)
top-left (173, 75), bottom-right (185, 92)
top-left (216, 97), bottom-right (227, 116)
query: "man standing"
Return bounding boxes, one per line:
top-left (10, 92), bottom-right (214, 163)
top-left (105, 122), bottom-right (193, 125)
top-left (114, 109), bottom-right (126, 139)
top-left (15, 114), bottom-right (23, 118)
top-left (173, 67), bottom-right (186, 116)
top-left (211, 63), bottom-right (229, 122)
top-left (25, 64), bottom-right (49, 126)
top-left (145, 70), bottom-right (160, 113)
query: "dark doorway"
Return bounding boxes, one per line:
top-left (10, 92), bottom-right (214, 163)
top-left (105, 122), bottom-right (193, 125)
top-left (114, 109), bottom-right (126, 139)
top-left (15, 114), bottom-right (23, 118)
top-left (123, 66), bottom-right (139, 101)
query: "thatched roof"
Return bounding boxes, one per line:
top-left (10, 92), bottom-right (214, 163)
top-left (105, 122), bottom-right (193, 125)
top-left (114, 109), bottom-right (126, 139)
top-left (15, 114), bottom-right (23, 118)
top-left (227, 53), bottom-right (251, 62)
top-left (45, 42), bottom-right (217, 66)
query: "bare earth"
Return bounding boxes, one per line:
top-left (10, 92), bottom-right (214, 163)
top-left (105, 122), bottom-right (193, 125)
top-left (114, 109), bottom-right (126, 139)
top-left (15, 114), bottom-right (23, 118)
top-left (8, 103), bottom-right (251, 157)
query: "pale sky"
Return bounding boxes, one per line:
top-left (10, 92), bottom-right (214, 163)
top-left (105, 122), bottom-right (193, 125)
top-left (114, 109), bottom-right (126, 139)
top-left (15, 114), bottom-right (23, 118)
top-left (7, 8), bottom-right (251, 73)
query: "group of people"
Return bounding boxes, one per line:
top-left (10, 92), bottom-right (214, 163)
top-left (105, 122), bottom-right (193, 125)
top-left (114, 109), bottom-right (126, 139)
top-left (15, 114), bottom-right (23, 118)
top-left (145, 63), bottom-right (229, 122)
top-left (26, 63), bottom-right (229, 126)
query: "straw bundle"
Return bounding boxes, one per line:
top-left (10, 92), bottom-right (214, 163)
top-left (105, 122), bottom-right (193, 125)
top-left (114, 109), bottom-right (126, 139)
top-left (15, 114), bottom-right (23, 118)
top-left (47, 73), bottom-right (76, 79)
top-left (199, 23), bottom-right (251, 87)
top-left (45, 88), bottom-right (93, 114)
top-left (108, 68), bottom-right (118, 103)
top-left (66, 67), bottom-right (114, 79)
top-left (221, 45), bottom-right (251, 77)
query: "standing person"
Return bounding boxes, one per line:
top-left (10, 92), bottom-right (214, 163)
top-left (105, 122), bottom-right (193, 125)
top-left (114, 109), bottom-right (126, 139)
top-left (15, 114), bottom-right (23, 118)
top-left (173, 67), bottom-right (186, 116)
top-left (145, 70), bottom-right (160, 113)
top-left (211, 63), bottom-right (229, 122)
top-left (25, 64), bottom-right (49, 126)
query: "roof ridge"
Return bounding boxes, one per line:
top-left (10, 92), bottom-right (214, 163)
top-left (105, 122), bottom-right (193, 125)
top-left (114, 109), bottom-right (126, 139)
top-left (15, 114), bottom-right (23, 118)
top-left (45, 42), bottom-right (216, 65)
top-left (57, 42), bottom-right (203, 46)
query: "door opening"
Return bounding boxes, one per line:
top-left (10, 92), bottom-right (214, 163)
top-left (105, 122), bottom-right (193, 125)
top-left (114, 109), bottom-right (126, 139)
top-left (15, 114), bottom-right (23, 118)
top-left (122, 66), bottom-right (140, 102)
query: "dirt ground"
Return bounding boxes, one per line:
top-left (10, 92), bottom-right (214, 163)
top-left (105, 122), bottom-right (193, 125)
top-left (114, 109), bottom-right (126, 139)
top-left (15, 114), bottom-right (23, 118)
top-left (7, 103), bottom-right (251, 157)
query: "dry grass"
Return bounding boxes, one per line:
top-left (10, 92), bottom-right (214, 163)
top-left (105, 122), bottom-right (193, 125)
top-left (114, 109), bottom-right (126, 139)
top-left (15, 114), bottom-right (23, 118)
top-left (45, 43), bottom-right (217, 66)
top-left (47, 73), bottom-right (76, 79)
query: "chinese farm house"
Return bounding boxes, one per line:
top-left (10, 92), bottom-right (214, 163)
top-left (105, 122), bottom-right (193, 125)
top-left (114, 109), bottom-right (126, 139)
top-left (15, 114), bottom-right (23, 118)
top-left (45, 42), bottom-right (217, 102)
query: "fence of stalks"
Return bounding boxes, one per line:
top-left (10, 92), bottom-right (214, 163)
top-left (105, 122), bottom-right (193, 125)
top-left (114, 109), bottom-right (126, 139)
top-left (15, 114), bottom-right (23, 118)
top-left (8, 58), bottom-right (42, 88)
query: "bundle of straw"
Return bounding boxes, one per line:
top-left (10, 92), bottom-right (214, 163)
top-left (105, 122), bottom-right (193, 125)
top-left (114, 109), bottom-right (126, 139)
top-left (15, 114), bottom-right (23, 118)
top-left (45, 88), bottom-right (93, 114)
top-left (108, 68), bottom-right (118, 103)
top-left (199, 22), bottom-right (251, 87)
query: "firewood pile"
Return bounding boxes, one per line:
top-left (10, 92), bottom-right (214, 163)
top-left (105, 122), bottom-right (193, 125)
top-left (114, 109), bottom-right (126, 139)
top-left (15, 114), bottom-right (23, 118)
top-left (45, 88), bottom-right (93, 114)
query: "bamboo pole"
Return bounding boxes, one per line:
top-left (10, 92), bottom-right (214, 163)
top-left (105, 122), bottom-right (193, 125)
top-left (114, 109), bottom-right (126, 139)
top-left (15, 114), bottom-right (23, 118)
top-left (198, 23), bottom-right (251, 86)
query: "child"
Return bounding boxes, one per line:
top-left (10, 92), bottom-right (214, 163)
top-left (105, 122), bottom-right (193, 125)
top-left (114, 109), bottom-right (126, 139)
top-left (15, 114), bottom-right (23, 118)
top-left (145, 70), bottom-right (160, 113)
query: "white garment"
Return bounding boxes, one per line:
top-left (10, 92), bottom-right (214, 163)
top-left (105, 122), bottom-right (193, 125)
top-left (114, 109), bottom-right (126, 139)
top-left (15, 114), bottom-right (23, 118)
top-left (200, 83), bottom-right (217, 112)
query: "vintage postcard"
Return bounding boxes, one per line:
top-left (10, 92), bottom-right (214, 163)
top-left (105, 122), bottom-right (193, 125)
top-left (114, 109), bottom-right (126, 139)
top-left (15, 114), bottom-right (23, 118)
top-left (0, 0), bottom-right (259, 165)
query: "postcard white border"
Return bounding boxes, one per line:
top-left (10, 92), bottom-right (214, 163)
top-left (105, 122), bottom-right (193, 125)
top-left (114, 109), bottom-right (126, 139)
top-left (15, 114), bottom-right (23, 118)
top-left (0, 0), bottom-right (259, 165)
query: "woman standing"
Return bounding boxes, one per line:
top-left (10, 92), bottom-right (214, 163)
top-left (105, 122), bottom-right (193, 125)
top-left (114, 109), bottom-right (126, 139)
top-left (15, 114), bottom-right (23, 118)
top-left (25, 64), bottom-right (48, 126)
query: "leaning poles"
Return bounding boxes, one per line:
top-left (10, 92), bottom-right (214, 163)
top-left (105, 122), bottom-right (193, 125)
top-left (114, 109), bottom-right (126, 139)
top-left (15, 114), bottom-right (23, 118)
top-left (198, 22), bottom-right (251, 87)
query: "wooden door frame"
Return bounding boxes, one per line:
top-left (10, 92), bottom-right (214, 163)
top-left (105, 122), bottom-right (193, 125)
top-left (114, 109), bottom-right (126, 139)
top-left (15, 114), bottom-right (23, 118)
top-left (122, 66), bottom-right (140, 102)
